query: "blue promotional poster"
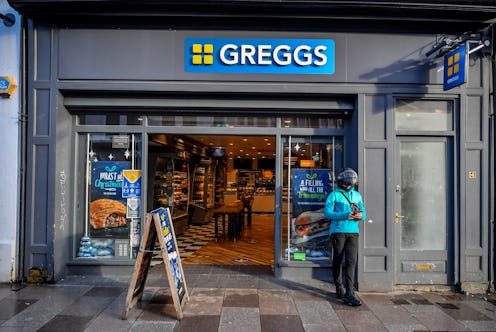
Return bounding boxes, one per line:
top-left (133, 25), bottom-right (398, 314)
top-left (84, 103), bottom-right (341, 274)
top-left (89, 161), bottom-right (131, 239)
top-left (153, 207), bottom-right (186, 302)
top-left (290, 169), bottom-right (332, 260)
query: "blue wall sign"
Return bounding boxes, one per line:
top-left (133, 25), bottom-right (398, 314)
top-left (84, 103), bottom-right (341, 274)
top-left (443, 44), bottom-right (466, 91)
top-left (185, 38), bottom-right (335, 75)
top-left (0, 76), bottom-right (17, 97)
top-left (0, 77), bottom-right (10, 90)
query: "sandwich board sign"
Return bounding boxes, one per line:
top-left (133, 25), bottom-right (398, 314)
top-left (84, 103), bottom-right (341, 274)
top-left (122, 207), bottom-right (189, 320)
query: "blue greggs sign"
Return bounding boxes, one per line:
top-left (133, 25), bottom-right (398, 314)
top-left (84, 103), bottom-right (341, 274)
top-left (185, 38), bottom-right (335, 75)
top-left (443, 44), bottom-right (466, 91)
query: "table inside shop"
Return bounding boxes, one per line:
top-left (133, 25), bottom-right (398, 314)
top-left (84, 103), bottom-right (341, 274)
top-left (214, 201), bottom-right (244, 242)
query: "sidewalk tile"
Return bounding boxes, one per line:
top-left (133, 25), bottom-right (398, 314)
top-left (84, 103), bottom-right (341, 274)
top-left (260, 314), bottom-right (304, 331)
top-left (220, 307), bottom-right (261, 331)
top-left (336, 309), bottom-right (388, 332)
top-left (174, 315), bottom-right (220, 332)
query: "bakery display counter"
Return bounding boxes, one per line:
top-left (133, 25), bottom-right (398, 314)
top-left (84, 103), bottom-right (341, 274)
top-left (252, 190), bottom-right (275, 213)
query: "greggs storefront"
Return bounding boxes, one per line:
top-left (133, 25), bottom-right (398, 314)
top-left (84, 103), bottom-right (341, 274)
top-left (8, 0), bottom-right (495, 292)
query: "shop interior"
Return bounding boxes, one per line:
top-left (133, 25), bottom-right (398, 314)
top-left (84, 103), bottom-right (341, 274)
top-left (147, 134), bottom-right (277, 266)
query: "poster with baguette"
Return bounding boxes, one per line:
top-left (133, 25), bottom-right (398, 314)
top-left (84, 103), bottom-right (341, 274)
top-left (89, 161), bottom-right (131, 238)
top-left (290, 169), bottom-right (333, 260)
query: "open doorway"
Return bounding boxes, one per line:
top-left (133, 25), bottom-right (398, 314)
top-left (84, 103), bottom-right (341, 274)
top-left (148, 134), bottom-right (276, 267)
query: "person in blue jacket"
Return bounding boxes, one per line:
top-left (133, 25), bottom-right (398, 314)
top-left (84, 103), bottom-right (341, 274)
top-left (324, 168), bottom-right (366, 306)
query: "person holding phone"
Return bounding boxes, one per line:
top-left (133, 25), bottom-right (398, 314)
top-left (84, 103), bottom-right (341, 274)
top-left (324, 168), bottom-right (366, 306)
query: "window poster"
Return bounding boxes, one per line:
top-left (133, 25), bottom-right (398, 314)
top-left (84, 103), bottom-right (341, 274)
top-left (290, 169), bottom-right (332, 260)
top-left (89, 161), bottom-right (131, 239)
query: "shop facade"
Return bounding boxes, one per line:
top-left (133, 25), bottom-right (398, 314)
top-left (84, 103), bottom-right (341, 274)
top-left (8, 1), bottom-right (495, 292)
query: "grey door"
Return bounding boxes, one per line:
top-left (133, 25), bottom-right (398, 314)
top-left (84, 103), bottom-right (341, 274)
top-left (394, 137), bottom-right (453, 285)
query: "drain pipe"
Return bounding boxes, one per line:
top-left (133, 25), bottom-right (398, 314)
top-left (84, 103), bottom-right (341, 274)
top-left (491, 23), bottom-right (496, 295)
top-left (16, 14), bottom-right (27, 284)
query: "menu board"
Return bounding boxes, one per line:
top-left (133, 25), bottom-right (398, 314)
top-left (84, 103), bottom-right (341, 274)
top-left (122, 207), bottom-right (188, 320)
top-left (153, 207), bottom-right (187, 303)
top-left (290, 169), bottom-right (332, 260)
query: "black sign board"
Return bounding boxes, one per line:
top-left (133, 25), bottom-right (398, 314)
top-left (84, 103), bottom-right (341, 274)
top-left (122, 207), bottom-right (189, 320)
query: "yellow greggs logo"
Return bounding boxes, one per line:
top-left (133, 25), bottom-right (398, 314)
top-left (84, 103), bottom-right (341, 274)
top-left (192, 44), bottom-right (214, 65)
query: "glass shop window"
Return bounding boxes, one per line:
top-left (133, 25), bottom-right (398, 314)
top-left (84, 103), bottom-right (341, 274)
top-left (281, 136), bottom-right (344, 262)
top-left (395, 99), bottom-right (453, 131)
top-left (77, 113), bottom-right (143, 125)
top-left (75, 133), bottom-right (142, 260)
top-left (147, 114), bottom-right (277, 127)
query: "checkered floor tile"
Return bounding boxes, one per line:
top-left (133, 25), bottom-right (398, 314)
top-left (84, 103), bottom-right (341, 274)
top-left (151, 220), bottom-right (215, 265)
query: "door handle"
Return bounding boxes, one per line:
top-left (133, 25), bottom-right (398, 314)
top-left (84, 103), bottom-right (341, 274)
top-left (395, 212), bottom-right (405, 224)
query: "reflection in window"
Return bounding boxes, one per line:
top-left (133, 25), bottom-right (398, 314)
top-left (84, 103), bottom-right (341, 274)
top-left (395, 99), bottom-right (453, 131)
top-left (78, 114), bottom-right (143, 125)
top-left (148, 115), bottom-right (277, 127)
top-left (282, 116), bottom-right (343, 129)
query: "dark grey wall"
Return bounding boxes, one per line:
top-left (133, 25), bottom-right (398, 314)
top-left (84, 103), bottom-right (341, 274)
top-left (57, 29), bottom-right (441, 84)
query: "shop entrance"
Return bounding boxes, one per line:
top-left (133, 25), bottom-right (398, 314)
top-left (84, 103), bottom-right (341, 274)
top-left (147, 131), bottom-right (346, 267)
top-left (148, 134), bottom-right (277, 266)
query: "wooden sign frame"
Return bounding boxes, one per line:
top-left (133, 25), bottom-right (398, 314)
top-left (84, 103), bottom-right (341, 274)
top-left (122, 207), bottom-right (189, 320)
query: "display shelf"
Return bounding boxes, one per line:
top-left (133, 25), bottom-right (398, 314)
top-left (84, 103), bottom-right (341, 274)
top-left (214, 158), bottom-right (227, 206)
top-left (148, 154), bottom-right (190, 235)
top-left (190, 160), bottom-right (215, 225)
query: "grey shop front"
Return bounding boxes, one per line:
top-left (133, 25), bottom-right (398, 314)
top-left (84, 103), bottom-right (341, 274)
top-left (17, 23), bottom-right (493, 291)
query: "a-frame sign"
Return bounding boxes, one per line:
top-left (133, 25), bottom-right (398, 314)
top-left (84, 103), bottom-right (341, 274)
top-left (122, 207), bottom-right (189, 320)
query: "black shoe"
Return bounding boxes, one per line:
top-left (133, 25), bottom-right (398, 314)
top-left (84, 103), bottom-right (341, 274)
top-left (343, 294), bottom-right (362, 306)
top-left (336, 287), bottom-right (345, 299)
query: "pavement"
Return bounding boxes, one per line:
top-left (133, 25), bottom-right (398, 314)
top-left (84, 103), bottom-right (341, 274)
top-left (1, 264), bottom-right (496, 332)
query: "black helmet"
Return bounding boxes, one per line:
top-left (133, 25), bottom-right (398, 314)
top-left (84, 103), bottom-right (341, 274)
top-left (337, 168), bottom-right (358, 189)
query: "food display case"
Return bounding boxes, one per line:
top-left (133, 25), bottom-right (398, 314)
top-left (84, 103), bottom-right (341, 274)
top-left (190, 160), bottom-right (215, 224)
top-left (252, 187), bottom-right (275, 213)
top-left (148, 153), bottom-right (190, 235)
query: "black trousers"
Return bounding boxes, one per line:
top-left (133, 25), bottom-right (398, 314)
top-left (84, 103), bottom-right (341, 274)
top-left (331, 232), bottom-right (358, 295)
